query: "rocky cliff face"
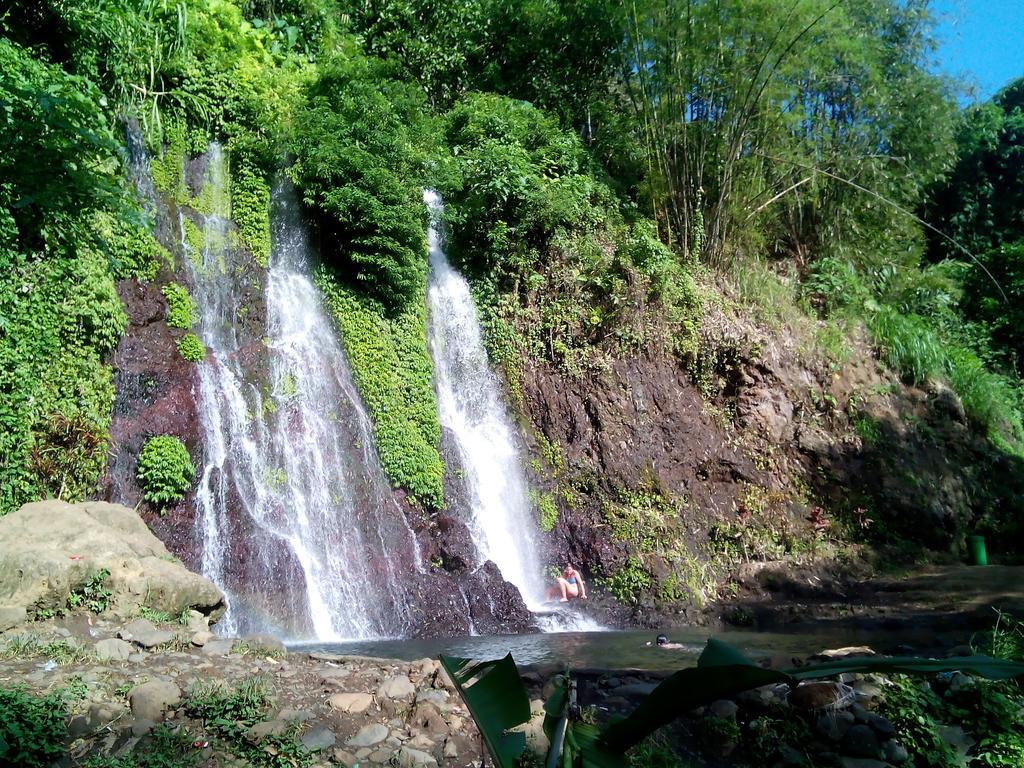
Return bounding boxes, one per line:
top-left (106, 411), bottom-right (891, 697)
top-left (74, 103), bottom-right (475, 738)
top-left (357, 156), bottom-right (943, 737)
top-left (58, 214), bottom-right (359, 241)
top-left (514, 297), bottom-right (1023, 625)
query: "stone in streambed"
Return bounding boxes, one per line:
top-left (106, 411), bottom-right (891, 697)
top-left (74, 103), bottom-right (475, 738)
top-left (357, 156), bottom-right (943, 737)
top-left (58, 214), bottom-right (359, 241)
top-left (118, 618), bottom-right (175, 649)
top-left (883, 740), bottom-right (909, 764)
top-left (347, 723), bottom-right (389, 747)
top-left (329, 692), bottom-right (374, 713)
top-left (243, 633), bottom-right (286, 655)
top-left (709, 699), bottom-right (738, 719)
top-left (333, 749), bottom-right (359, 767)
top-left (301, 724), bottom-right (337, 752)
top-left (247, 720), bottom-right (290, 743)
top-left (817, 710), bottom-right (855, 742)
top-left (129, 680), bottom-right (181, 722)
top-left (396, 746), bottom-right (437, 768)
top-left (200, 638), bottom-right (236, 656)
top-left (95, 638), bottom-right (134, 661)
top-left (191, 630), bottom-right (214, 647)
top-left (378, 675), bottom-right (416, 701)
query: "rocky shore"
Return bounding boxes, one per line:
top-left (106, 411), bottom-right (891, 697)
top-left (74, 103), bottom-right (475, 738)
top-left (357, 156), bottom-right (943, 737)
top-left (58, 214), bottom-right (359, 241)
top-left (1, 612), bottom-right (1007, 768)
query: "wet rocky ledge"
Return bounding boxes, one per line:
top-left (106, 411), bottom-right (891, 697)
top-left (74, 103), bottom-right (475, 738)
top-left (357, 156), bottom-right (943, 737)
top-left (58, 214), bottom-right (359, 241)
top-left (0, 613), bottom-right (986, 768)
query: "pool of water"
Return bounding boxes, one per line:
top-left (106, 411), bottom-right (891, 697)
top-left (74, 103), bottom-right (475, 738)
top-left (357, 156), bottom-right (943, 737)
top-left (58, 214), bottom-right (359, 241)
top-left (292, 625), bottom-right (963, 672)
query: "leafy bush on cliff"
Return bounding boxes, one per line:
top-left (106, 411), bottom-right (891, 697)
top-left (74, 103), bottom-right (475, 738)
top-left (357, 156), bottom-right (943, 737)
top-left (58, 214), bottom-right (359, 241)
top-left (161, 283), bottom-right (197, 329)
top-left (176, 333), bottom-right (206, 363)
top-left (137, 436), bottom-right (196, 509)
top-left (292, 49), bottom-right (431, 311)
top-left (0, 39), bottom-right (129, 515)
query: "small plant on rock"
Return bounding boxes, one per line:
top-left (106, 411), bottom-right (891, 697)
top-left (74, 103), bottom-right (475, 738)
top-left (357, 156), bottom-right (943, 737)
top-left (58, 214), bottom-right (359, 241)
top-left (176, 332), bottom-right (206, 362)
top-left (67, 568), bottom-right (112, 613)
top-left (161, 282), bottom-right (198, 329)
top-left (137, 435), bottom-right (196, 509)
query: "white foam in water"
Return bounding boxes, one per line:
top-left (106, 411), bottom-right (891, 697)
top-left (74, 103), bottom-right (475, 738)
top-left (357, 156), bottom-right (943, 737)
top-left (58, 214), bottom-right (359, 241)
top-left (187, 146), bottom-right (421, 640)
top-left (424, 190), bottom-right (601, 632)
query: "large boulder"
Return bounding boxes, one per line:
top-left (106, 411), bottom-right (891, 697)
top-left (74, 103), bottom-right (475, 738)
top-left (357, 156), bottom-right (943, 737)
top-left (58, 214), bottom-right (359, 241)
top-left (0, 500), bottom-right (224, 624)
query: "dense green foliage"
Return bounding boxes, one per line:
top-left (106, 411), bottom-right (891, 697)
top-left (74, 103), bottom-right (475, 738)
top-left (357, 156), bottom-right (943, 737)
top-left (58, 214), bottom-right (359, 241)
top-left (0, 686), bottom-right (68, 767)
top-left (136, 435), bottom-right (196, 508)
top-left (316, 272), bottom-right (443, 507)
top-left (292, 49), bottom-right (430, 310)
top-left (0, 37), bottom-right (129, 515)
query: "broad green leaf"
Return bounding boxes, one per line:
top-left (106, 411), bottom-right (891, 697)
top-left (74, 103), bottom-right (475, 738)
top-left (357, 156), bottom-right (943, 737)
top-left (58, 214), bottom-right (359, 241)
top-left (440, 654), bottom-right (530, 768)
top-left (785, 654), bottom-right (1024, 681)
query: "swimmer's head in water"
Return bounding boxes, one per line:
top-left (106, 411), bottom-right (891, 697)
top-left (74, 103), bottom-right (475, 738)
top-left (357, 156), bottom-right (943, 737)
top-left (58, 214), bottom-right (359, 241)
top-left (656, 634), bottom-right (669, 646)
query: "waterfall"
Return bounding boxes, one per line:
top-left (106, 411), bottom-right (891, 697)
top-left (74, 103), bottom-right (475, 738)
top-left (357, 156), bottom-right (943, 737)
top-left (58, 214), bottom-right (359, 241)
top-left (424, 190), bottom-right (547, 606)
top-left (187, 144), bottom-right (421, 640)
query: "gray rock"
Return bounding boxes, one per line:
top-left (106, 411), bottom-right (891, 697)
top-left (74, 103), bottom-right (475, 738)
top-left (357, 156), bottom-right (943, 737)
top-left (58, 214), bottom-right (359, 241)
top-left (200, 638), bottom-right (236, 656)
top-left (842, 724), bottom-right (881, 759)
top-left (185, 610), bottom-right (208, 633)
top-left (0, 606), bottom-right (27, 631)
top-left (118, 618), bottom-right (176, 649)
top-left (708, 699), bottom-right (738, 719)
top-left (301, 724), bottom-right (337, 752)
top-left (817, 710), bottom-right (855, 742)
top-left (131, 718), bottom-right (156, 736)
top-left (396, 747), bottom-right (438, 768)
top-left (247, 720), bottom-right (289, 743)
top-left (243, 633), bottom-right (286, 655)
top-left (938, 725), bottom-right (975, 757)
top-left (615, 683), bottom-right (658, 697)
top-left (333, 749), bottom-right (358, 767)
top-left (378, 675), bottom-right (416, 701)
top-left (850, 704), bottom-right (870, 723)
top-left (354, 748), bottom-right (372, 759)
top-left (416, 689), bottom-right (449, 707)
top-left (947, 672), bottom-right (975, 693)
top-left (370, 748), bottom-right (394, 763)
top-left (329, 692), bottom-right (374, 713)
top-left (0, 500), bottom-right (224, 620)
top-left (867, 714), bottom-right (896, 738)
top-left (278, 708), bottom-right (314, 722)
top-left (882, 740), bottom-right (909, 764)
top-left (346, 723), bottom-right (389, 747)
top-left (129, 680), bottom-right (181, 722)
top-left (95, 638), bottom-right (134, 662)
top-left (191, 630), bottom-right (214, 647)
top-left (128, 652), bottom-right (147, 664)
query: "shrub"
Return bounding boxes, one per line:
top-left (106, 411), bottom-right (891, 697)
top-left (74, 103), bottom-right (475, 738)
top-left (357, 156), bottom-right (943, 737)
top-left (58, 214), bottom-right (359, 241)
top-left (292, 51), bottom-right (430, 311)
top-left (176, 333), bottom-right (206, 362)
top-left (0, 686), bottom-right (68, 768)
top-left (161, 283), bottom-right (197, 329)
top-left (137, 436), bottom-right (196, 508)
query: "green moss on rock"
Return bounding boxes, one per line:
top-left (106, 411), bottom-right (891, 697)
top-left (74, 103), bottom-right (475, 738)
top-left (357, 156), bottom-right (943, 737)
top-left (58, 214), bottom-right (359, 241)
top-left (316, 268), bottom-right (444, 508)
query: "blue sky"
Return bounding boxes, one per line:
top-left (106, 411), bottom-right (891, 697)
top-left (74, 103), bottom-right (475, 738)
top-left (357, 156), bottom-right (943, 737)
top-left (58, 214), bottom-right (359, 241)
top-left (931, 0), bottom-right (1023, 102)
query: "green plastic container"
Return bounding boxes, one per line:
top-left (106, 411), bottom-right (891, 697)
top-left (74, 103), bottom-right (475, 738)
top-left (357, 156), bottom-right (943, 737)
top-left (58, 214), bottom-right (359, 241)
top-left (967, 534), bottom-right (988, 566)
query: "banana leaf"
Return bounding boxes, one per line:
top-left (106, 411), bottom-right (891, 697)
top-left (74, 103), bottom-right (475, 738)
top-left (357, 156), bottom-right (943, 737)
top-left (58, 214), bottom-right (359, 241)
top-left (440, 654), bottom-right (532, 768)
top-left (600, 638), bottom-right (1024, 752)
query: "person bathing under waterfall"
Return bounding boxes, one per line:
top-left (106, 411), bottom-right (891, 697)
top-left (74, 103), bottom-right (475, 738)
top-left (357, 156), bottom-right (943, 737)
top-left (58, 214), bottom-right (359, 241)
top-left (547, 564), bottom-right (587, 602)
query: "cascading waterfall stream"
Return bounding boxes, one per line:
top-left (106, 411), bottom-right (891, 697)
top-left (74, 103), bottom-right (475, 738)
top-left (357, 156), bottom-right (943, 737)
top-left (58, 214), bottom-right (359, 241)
top-left (186, 145), bottom-right (421, 640)
top-left (425, 191), bottom-right (586, 620)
